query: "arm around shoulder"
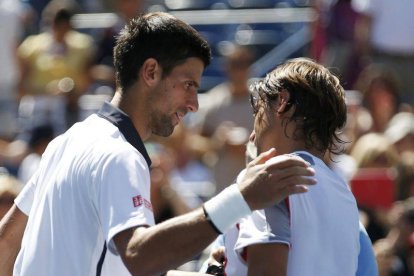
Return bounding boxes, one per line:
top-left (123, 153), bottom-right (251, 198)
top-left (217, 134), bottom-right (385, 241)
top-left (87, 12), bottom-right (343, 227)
top-left (113, 208), bottom-right (219, 276)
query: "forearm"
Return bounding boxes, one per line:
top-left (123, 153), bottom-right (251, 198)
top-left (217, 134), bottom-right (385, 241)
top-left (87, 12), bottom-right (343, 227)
top-left (120, 208), bottom-right (219, 276)
top-left (0, 205), bottom-right (28, 276)
top-left (166, 271), bottom-right (210, 276)
top-left (0, 244), bottom-right (16, 276)
top-left (247, 243), bottom-right (289, 276)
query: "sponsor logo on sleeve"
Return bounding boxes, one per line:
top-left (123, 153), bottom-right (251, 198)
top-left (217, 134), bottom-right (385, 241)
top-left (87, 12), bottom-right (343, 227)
top-left (132, 195), bottom-right (153, 211)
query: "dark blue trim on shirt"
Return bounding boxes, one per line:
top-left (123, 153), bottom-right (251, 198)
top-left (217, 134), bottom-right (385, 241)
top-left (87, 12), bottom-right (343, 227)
top-left (97, 101), bottom-right (152, 168)
top-left (96, 242), bottom-right (107, 276)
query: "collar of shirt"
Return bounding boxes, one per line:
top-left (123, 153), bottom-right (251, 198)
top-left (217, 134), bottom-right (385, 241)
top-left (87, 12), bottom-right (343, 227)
top-left (97, 101), bottom-right (152, 168)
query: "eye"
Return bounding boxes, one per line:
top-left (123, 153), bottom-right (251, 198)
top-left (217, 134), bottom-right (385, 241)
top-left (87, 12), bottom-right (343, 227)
top-left (184, 81), bottom-right (199, 94)
top-left (184, 82), bottom-right (191, 90)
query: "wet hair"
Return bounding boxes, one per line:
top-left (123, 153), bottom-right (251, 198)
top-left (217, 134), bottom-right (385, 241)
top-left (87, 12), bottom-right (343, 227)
top-left (113, 12), bottom-right (211, 92)
top-left (250, 57), bottom-right (347, 155)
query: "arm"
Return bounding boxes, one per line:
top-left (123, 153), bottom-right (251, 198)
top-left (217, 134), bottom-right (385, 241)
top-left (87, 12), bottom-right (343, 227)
top-left (166, 271), bottom-right (211, 276)
top-left (0, 204), bottom-right (28, 276)
top-left (114, 208), bottom-right (218, 276)
top-left (114, 148), bottom-right (315, 275)
top-left (247, 243), bottom-right (289, 276)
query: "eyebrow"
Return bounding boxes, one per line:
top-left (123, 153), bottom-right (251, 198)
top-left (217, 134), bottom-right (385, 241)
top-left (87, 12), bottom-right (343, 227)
top-left (190, 80), bottom-right (200, 89)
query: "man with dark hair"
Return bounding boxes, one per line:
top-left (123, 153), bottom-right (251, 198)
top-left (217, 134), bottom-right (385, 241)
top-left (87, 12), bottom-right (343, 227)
top-left (17, 0), bottom-right (95, 133)
top-left (0, 13), bottom-right (315, 275)
top-left (229, 58), bottom-right (360, 275)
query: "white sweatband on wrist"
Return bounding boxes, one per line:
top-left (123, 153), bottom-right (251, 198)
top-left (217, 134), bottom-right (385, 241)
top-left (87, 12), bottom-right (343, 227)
top-left (203, 184), bottom-right (251, 234)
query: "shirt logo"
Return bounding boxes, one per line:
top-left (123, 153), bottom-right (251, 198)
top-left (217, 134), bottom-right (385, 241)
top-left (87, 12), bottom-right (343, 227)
top-left (132, 195), bottom-right (153, 211)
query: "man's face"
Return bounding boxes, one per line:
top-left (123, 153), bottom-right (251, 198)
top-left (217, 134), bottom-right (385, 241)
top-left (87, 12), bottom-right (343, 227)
top-left (249, 91), bottom-right (278, 154)
top-left (149, 57), bottom-right (204, 137)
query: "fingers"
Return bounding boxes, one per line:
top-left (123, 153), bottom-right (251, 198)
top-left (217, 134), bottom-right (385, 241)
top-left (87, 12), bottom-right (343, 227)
top-left (207, 246), bottom-right (226, 273)
top-left (270, 166), bottom-right (316, 182)
top-left (268, 167), bottom-right (317, 202)
top-left (210, 246), bottom-right (225, 264)
top-left (249, 148), bottom-right (276, 166)
top-left (264, 154), bottom-right (311, 170)
top-left (269, 167), bottom-right (317, 191)
top-left (240, 153), bottom-right (317, 210)
top-left (279, 184), bottom-right (310, 199)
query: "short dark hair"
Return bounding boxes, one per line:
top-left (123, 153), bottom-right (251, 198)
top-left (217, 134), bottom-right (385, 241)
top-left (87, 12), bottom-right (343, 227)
top-left (250, 58), bottom-right (347, 154)
top-left (113, 12), bottom-right (211, 92)
top-left (53, 8), bottom-right (73, 26)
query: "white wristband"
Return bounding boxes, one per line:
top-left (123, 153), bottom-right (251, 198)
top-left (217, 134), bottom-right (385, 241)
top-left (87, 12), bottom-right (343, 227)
top-left (203, 184), bottom-right (251, 233)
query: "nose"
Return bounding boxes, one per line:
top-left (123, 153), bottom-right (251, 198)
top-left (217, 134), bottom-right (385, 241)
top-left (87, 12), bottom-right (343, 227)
top-left (249, 130), bottom-right (256, 142)
top-left (187, 91), bottom-right (199, 112)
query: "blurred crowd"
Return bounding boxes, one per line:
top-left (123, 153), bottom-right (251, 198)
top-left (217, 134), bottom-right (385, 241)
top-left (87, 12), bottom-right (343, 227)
top-left (0, 0), bottom-right (413, 274)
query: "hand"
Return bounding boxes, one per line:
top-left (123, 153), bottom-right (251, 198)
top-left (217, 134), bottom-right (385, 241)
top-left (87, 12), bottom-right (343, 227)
top-left (238, 148), bottom-right (316, 210)
top-left (206, 246), bottom-right (226, 268)
top-left (205, 246), bottom-right (226, 276)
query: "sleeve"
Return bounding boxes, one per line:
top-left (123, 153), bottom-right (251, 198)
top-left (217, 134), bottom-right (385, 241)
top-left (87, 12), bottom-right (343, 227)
top-left (234, 200), bottom-right (291, 261)
top-left (356, 221), bottom-right (379, 276)
top-left (95, 148), bottom-right (155, 253)
top-left (14, 171), bottom-right (39, 215)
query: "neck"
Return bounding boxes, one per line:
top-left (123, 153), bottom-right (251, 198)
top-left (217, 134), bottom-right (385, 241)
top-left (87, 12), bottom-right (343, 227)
top-left (271, 123), bottom-right (324, 160)
top-left (111, 89), bottom-right (151, 141)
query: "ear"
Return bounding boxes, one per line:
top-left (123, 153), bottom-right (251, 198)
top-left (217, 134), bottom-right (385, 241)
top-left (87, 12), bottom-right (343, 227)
top-left (276, 90), bottom-right (291, 114)
top-left (141, 58), bottom-right (161, 87)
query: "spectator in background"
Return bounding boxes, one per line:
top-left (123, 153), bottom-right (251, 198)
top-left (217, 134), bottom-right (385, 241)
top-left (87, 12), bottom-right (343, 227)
top-left (384, 112), bottom-right (414, 156)
top-left (152, 124), bottom-right (215, 209)
top-left (17, 0), bottom-right (95, 134)
top-left (374, 197), bottom-right (414, 276)
top-left (94, 0), bottom-right (145, 67)
top-left (197, 45), bottom-right (255, 193)
top-left (88, 0), bottom-right (145, 99)
top-left (354, 0), bottom-right (414, 108)
top-left (374, 238), bottom-right (402, 276)
top-left (0, 1), bottom-right (25, 141)
top-left (354, 64), bottom-right (402, 133)
top-left (350, 132), bottom-right (400, 243)
top-left (350, 133), bottom-right (399, 170)
top-left (17, 124), bottom-right (55, 185)
top-left (396, 152), bottom-right (414, 201)
top-left (319, 0), bottom-right (363, 89)
top-left (145, 142), bottom-right (192, 224)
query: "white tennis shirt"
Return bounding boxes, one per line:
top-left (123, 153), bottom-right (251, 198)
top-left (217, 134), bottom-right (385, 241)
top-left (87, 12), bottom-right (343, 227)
top-left (235, 152), bottom-right (360, 276)
top-left (14, 102), bottom-right (154, 275)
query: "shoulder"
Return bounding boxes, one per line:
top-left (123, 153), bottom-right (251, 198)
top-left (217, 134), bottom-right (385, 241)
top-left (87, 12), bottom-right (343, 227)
top-left (18, 33), bottom-right (51, 55)
top-left (66, 30), bottom-right (95, 49)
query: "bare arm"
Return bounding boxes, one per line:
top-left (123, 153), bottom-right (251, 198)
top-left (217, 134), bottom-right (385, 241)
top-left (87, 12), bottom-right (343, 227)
top-left (0, 204), bottom-right (28, 276)
top-left (166, 271), bottom-right (210, 276)
top-left (247, 243), bottom-right (289, 276)
top-left (114, 208), bottom-right (217, 276)
top-left (114, 149), bottom-right (315, 275)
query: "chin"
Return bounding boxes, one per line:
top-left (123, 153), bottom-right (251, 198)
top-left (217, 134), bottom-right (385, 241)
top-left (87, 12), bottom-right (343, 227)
top-left (153, 126), bottom-right (174, 137)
